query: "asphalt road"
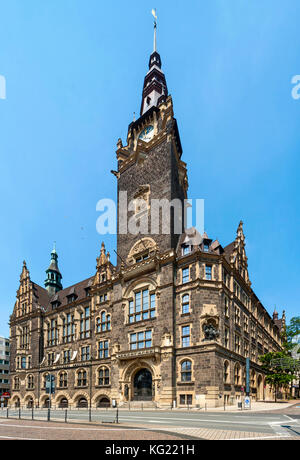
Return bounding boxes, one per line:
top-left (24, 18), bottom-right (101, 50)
top-left (1, 405), bottom-right (300, 438)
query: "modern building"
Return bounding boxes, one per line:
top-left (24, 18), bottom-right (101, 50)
top-left (0, 337), bottom-right (10, 407)
top-left (9, 25), bottom-right (286, 409)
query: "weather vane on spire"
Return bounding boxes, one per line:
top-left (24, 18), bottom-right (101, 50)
top-left (152, 8), bottom-right (158, 52)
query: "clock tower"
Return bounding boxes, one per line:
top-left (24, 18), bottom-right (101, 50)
top-left (115, 25), bottom-right (188, 265)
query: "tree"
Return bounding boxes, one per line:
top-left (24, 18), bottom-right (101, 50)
top-left (259, 351), bottom-right (297, 401)
top-left (285, 316), bottom-right (300, 353)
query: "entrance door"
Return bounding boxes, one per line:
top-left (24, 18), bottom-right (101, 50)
top-left (133, 369), bottom-right (153, 401)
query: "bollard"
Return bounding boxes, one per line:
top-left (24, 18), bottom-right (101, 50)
top-left (32, 407), bottom-right (34, 420)
top-left (89, 407), bottom-right (92, 422)
top-left (47, 408), bottom-right (50, 422)
top-left (65, 409), bottom-right (67, 423)
top-left (6, 408), bottom-right (8, 419)
top-left (19, 408), bottom-right (21, 419)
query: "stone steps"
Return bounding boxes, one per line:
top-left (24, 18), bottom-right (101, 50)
top-left (119, 400), bottom-right (158, 409)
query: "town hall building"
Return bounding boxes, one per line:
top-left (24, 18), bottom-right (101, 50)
top-left (8, 25), bottom-right (285, 409)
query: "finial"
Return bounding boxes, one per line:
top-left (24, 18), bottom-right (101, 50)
top-left (152, 8), bottom-right (157, 52)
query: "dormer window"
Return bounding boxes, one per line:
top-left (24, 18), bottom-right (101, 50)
top-left (182, 244), bottom-right (190, 256)
top-left (51, 301), bottom-right (60, 310)
top-left (67, 295), bottom-right (76, 304)
top-left (147, 96), bottom-right (151, 105)
top-left (203, 243), bottom-right (210, 252)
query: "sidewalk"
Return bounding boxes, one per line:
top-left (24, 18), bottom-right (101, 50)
top-left (200, 400), bottom-right (299, 413)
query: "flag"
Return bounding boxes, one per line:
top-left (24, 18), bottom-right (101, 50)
top-left (152, 9), bottom-right (157, 20)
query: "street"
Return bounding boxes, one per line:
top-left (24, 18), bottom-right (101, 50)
top-left (1, 402), bottom-right (299, 440)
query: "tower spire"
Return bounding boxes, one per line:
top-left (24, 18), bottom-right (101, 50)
top-left (140, 9), bottom-right (168, 116)
top-left (45, 243), bottom-right (63, 296)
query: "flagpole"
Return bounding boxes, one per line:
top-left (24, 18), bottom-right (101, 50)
top-left (152, 9), bottom-right (157, 52)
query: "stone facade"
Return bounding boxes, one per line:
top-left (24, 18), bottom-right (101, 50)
top-left (8, 41), bottom-right (285, 410)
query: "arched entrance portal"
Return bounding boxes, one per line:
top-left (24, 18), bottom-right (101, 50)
top-left (133, 368), bottom-right (153, 401)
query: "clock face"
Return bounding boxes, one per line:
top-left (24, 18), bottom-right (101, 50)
top-left (139, 125), bottom-right (154, 143)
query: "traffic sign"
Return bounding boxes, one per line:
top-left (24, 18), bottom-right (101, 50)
top-left (244, 396), bottom-right (251, 409)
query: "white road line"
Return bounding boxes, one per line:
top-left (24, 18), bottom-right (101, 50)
top-left (118, 415), bottom-right (273, 426)
top-left (229, 434), bottom-right (291, 440)
top-left (0, 435), bottom-right (41, 440)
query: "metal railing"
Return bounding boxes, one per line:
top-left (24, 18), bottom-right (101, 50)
top-left (0, 407), bottom-right (120, 424)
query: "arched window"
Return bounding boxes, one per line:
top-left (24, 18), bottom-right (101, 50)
top-left (77, 370), bottom-right (87, 387)
top-left (224, 361), bottom-right (230, 383)
top-left (21, 356), bottom-right (27, 369)
top-left (27, 374), bottom-right (34, 389)
top-left (96, 311), bottom-right (111, 333)
top-left (98, 367), bottom-right (110, 386)
top-left (234, 364), bottom-right (241, 385)
top-left (77, 397), bottom-right (88, 408)
top-left (27, 397), bottom-right (34, 409)
top-left (43, 373), bottom-right (49, 389)
top-left (181, 294), bottom-right (190, 314)
top-left (59, 372), bottom-right (68, 388)
top-left (59, 398), bottom-right (69, 408)
top-left (181, 360), bottom-right (192, 382)
top-left (14, 377), bottom-right (20, 391)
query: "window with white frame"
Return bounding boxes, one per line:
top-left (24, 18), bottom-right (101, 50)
top-left (181, 325), bottom-right (191, 347)
top-left (182, 267), bottom-right (190, 284)
top-left (129, 288), bottom-right (156, 323)
top-left (181, 294), bottom-right (190, 314)
top-left (130, 330), bottom-right (152, 350)
top-left (98, 340), bottom-right (109, 359)
top-left (80, 307), bottom-right (90, 339)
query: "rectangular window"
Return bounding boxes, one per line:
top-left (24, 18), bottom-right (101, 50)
top-left (81, 346), bottom-right (90, 361)
top-left (129, 289), bottom-right (156, 323)
top-left (224, 297), bottom-right (229, 318)
top-left (80, 307), bottom-right (90, 339)
top-left (98, 340), bottom-right (109, 359)
top-left (182, 245), bottom-right (190, 256)
top-left (63, 350), bottom-right (71, 364)
top-left (182, 294), bottom-right (190, 315)
top-left (224, 327), bottom-right (230, 349)
top-left (203, 243), bottom-right (210, 252)
top-left (182, 326), bottom-right (190, 347)
top-left (130, 330), bottom-right (152, 350)
top-left (235, 305), bottom-right (241, 325)
top-left (244, 315), bottom-right (249, 333)
top-left (179, 394), bottom-right (193, 405)
top-left (63, 314), bottom-right (75, 343)
top-left (182, 267), bottom-right (190, 284)
top-left (235, 334), bottom-right (241, 354)
top-left (205, 265), bottom-right (212, 280)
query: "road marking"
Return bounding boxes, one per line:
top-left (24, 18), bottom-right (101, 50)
top-left (118, 415), bottom-right (274, 426)
top-left (0, 435), bottom-right (41, 440)
top-left (230, 434), bottom-right (291, 440)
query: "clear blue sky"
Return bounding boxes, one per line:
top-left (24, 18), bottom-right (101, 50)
top-left (0, 0), bottom-right (299, 338)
